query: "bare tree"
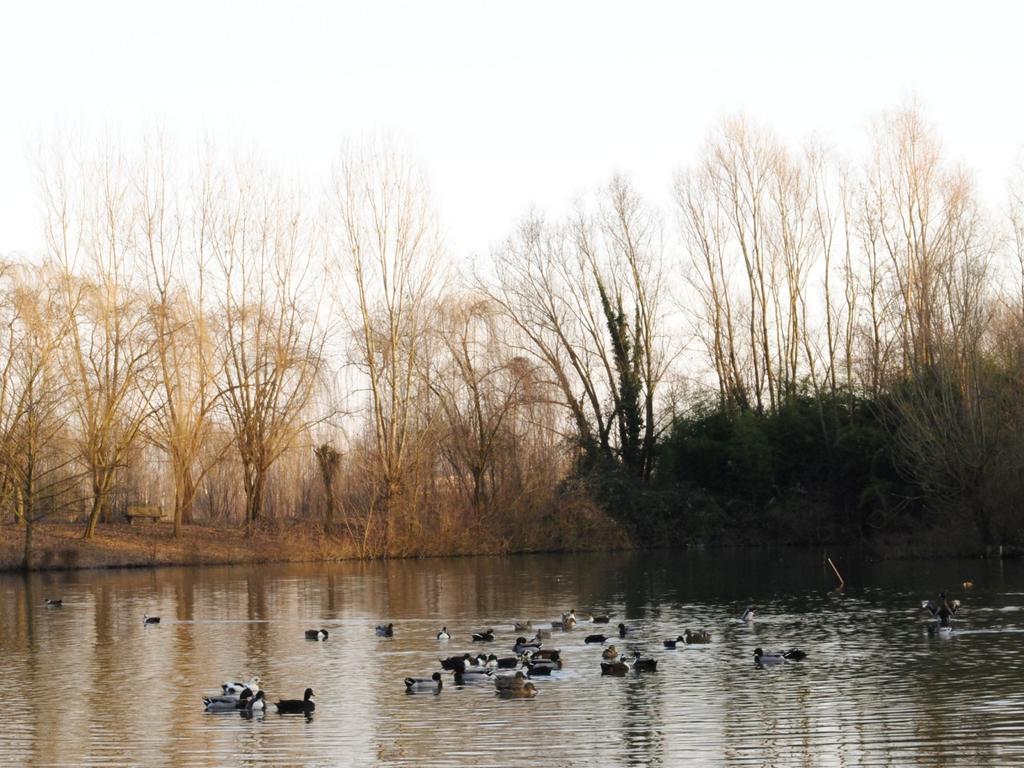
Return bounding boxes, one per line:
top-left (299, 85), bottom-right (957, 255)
top-left (427, 296), bottom-right (535, 517)
top-left (210, 164), bottom-right (327, 534)
top-left (136, 137), bottom-right (226, 537)
top-left (0, 263), bottom-right (81, 565)
top-left (485, 176), bottom-right (669, 480)
top-left (329, 139), bottom-right (445, 548)
top-left (41, 140), bottom-right (157, 539)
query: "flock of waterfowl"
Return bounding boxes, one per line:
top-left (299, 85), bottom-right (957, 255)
top-left (394, 606), bottom-right (809, 699)
top-left (39, 587), bottom-right (964, 711)
top-left (201, 677), bottom-right (316, 715)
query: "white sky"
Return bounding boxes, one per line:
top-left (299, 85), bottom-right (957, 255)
top-left (1, 0), bottom-right (1022, 261)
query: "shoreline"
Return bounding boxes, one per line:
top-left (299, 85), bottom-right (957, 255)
top-left (0, 521), bottom-right (629, 574)
top-left (2, 521), bottom-right (1019, 575)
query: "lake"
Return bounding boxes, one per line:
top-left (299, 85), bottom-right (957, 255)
top-left (2, 549), bottom-right (1023, 766)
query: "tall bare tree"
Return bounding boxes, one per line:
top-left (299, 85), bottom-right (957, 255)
top-left (136, 138), bottom-right (225, 537)
top-left (329, 140), bottom-right (445, 546)
top-left (0, 263), bottom-right (81, 565)
top-left (210, 164), bottom-right (326, 534)
top-left (486, 175), bottom-right (669, 479)
top-left (41, 140), bottom-right (157, 539)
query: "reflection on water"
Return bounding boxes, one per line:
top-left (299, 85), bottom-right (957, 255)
top-left (2, 550), bottom-right (1023, 766)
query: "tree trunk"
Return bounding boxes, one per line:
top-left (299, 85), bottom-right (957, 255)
top-left (84, 471), bottom-right (110, 539)
top-left (173, 468), bottom-right (196, 539)
top-left (245, 470), bottom-right (265, 537)
top-left (22, 516), bottom-right (33, 571)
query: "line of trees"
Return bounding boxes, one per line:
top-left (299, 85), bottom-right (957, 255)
top-left (2, 106), bottom-right (1023, 565)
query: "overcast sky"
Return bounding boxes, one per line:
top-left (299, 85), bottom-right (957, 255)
top-left (1, 0), bottom-right (1022, 259)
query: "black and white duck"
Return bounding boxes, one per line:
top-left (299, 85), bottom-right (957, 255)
top-left (239, 691), bottom-right (266, 712)
top-left (632, 651), bottom-right (657, 672)
top-left (221, 677), bottom-right (261, 695)
top-left (439, 654), bottom-right (472, 672)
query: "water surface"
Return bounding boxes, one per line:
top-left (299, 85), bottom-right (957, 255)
top-left (2, 550), bottom-right (1023, 766)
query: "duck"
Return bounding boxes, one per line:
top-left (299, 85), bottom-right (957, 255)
top-left (601, 656), bottom-right (630, 676)
top-left (524, 660), bottom-right (554, 676)
top-left (240, 690), bottom-right (266, 711)
top-left (305, 629), bottom-right (329, 641)
top-left (617, 622), bottom-right (634, 638)
top-left (663, 636), bottom-right (684, 650)
top-left (494, 655), bottom-right (519, 669)
top-left (513, 621), bottom-right (533, 632)
top-left (684, 629), bottom-right (712, 644)
top-left (504, 681), bottom-right (537, 698)
top-left (528, 651), bottom-right (561, 663)
top-left (143, 614), bottom-right (160, 625)
top-left (221, 677), bottom-right (261, 695)
top-left (632, 651), bottom-right (657, 672)
top-left (494, 670), bottom-right (530, 691)
top-left (440, 654), bottom-right (472, 671)
top-left (404, 672), bottom-right (443, 692)
top-left (495, 671), bottom-right (538, 698)
top-left (585, 634), bottom-right (609, 644)
top-left (753, 648), bottom-right (788, 665)
top-left (204, 688), bottom-right (254, 711)
top-left (375, 623), bottom-right (394, 637)
top-left (471, 628), bottom-right (495, 642)
top-left (275, 688), bottom-right (315, 713)
top-left (534, 627), bottom-right (552, 639)
top-left (44, 598), bottom-right (63, 607)
top-left (437, 627), bottom-right (451, 641)
top-left (513, 636), bottom-right (542, 654)
top-left (590, 614), bottom-right (611, 624)
top-left (740, 607), bottom-right (755, 623)
top-left (561, 609), bottom-right (577, 629)
top-left (454, 667), bottom-right (493, 684)
top-left (602, 644), bottom-right (620, 659)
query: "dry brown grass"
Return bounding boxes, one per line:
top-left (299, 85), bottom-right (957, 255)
top-left (0, 500), bottom-right (631, 572)
top-left (0, 521), bottom-right (362, 572)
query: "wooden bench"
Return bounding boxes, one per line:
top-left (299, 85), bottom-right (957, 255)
top-left (126, 505), bottom-right (166, 525)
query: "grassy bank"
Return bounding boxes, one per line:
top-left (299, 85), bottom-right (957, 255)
top-left (0, 522), bottom-right (359, 572)
top-left (0, 502), bottom-right (630, 572)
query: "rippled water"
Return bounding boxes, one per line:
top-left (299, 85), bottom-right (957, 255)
top-left (2, 549), bottom-right (1023, 766)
